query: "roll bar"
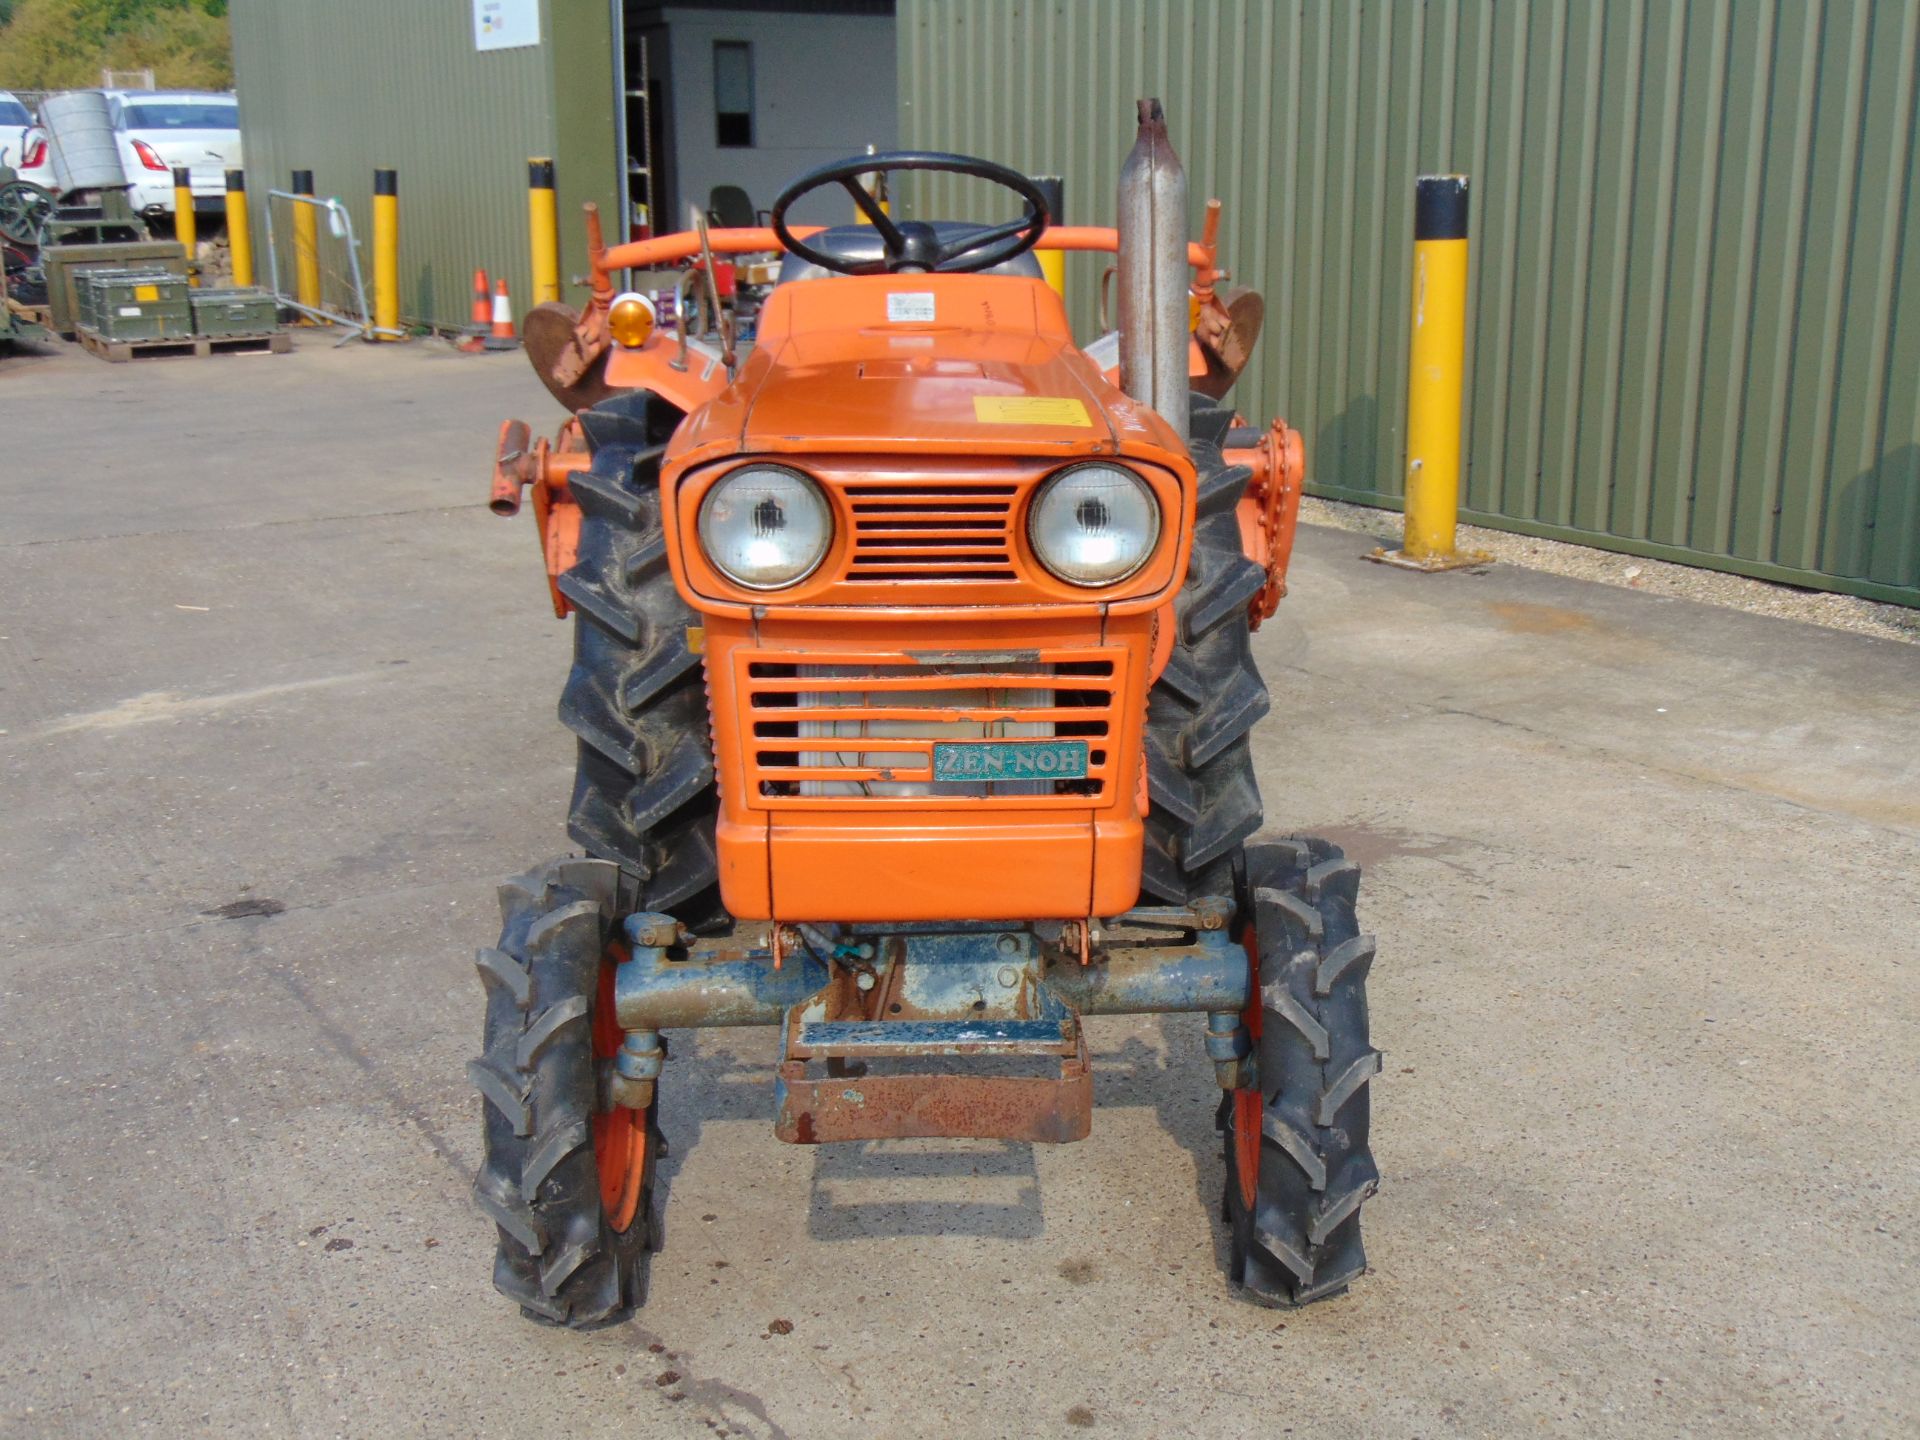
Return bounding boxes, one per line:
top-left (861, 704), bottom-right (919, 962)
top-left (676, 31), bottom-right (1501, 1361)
top-left (592, 225), bottom-right (1214, 286)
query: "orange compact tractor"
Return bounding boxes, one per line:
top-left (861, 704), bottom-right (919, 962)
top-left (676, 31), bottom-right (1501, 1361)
top-left (474, 101), bottom-right (1379, 1326)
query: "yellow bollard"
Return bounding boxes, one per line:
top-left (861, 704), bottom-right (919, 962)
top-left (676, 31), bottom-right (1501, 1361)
top-left (291, 168), bottom-right (322, 321)
top-left (1370, 174), bottom-right (1492, 572)
top-left (1035, 175), bottom-right (1065, 301)
top-left (852, 144), bottom-right (889, 223)
top-left (528, 158), bottom-right (560, 305)
top-left (171, 166), bottom-right (197, 286)
top-left (224, 169), bottom-right (254, 288)
top-left (372, 167), bottom-right (400, 340)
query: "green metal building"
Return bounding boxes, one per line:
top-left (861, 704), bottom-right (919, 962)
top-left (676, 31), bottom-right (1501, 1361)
top-left (229, 1), bottom-right (619, 333)
top-left (898, 0), bottom-right (1920, 606)
top-left (229, 1), bottom-right (897, 335)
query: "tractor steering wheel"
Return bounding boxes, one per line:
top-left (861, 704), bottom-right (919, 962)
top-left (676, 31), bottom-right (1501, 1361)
top-left (770, 151), bottom-right (1050, 276)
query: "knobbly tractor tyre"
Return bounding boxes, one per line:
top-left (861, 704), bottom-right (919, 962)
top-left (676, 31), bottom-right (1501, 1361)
top-left (469, 858), bottom-right (662, 1328)
top-left (1223, 837), bottom-right (1382, 1306)
top-left (1141, 400), bottom-right (1270, 906)
top-left (557, 390), bottom-right (725, 925)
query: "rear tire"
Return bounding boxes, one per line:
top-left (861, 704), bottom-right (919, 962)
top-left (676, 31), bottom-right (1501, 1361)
top-left (558, 391), bottom-right (724, 923)
top-left (469, 857), bottom-right (661, 1328)
top-left (1223, 838), bottom-right (1381, 1305)
top-left (1141, 400), bottom-right (1270, 905)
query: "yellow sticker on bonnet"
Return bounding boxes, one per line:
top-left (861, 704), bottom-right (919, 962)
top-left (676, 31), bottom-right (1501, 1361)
top-left (134, 284), bottom-right (160, 302)
top-left (973, 396), bottom-right (1092, 427)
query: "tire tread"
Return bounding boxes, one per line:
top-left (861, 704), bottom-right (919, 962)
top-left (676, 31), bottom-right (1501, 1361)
top-left (1225, 838), bottom-right (1380, 1306)
top-left (558, 394), bottom-right (724, 925)
top-left (470, 858), bottom-right (654, 1328)
top-left (1141, 399), bottom-right (1269, 905)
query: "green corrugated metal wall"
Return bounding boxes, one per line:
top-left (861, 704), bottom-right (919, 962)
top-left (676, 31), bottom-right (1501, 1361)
top-left (899, 0), bottom-right (1920, 606)
top-left (229, 0), bottom-right (617, 332)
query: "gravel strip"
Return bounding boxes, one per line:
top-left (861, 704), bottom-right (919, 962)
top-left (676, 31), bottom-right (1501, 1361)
top-left (1301, 496), bottom-right (1920, 646)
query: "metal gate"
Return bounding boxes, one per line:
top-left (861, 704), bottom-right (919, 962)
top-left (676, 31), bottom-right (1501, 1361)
top-left (263, 188), bottom-right (394, 342)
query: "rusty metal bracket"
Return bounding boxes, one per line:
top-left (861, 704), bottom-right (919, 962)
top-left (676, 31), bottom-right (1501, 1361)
top-left (488, 419), bottom-right (537, 515)
top-left (488, 415), bottom-right (590, 618)
top-left (549, 203), bottom-right (613, 390)
top-left (1226, 419), bottom-right (1305, 628)
top-left (607, 910), bottom-right (676, 1110)
top-left (775, 1033), bottom-right (1092, 1144)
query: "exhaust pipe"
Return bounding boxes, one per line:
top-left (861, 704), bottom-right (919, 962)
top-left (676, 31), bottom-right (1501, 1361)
top-left (1116, 98), bottom-right (1189, 444)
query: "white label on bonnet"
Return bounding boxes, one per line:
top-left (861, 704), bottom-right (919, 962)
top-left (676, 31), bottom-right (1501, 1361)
top-left (886, 292), bottom-right (935, 322)
top-left (118, 306), bottom-right (142, 317)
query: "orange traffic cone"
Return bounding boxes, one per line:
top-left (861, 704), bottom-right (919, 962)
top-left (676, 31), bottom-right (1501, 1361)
top-left (484, 277), bottom-right (519, 350)
top-left (458, 267), bottom-right (492, 352)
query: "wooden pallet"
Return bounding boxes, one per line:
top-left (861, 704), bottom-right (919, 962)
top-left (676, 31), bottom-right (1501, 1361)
top-left (3, 300), bottom-right (52, 341)
top-left (77, 328), bottom-right (291, 363)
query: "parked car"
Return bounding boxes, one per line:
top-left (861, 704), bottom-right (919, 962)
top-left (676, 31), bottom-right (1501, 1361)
top-left (0, 91), bottom-right (32, 169)
top-left (108, 91), bottom-right (241, 219)
top-left (14, 90), bottom-right (239, 219)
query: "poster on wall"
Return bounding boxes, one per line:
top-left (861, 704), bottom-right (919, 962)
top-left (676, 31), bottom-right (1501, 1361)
top-left (473, 0), bottom-right (540, 52)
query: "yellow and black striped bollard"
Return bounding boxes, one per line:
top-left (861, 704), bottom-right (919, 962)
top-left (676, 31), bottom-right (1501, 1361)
top-left (224, 169), bottom-right (254, 288)
top-left (528, 158), bottom-right (560, 306)
top-left (372, 167), bottom-right (400, 339)
top-left (291, 168), bottom-right (322, 321)
top-left (171, 166), bottom-right (197, 285)
top-left (1371, 174), bottom-right (1492, 572)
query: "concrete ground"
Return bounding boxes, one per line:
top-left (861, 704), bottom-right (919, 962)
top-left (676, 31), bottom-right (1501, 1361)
top-left (2, 333), bottom-right (1916, 1439)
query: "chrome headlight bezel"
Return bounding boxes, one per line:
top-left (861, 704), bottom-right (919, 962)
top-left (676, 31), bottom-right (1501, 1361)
top-left (1025, 462), bottom-right (1162, 588)
top-left (695, 463), bottom-right (835, 591)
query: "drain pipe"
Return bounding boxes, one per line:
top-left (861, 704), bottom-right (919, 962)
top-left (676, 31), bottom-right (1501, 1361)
top-left (1116, 98), bottom-right (1189, 443)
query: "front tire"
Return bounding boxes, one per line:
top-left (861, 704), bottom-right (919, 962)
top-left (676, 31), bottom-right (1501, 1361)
top-left (469, 858), bottom-right (660, 1327)
top-left (1141, 400), bottom-right (1270, 905)
top-left (1224, 838), bottom-right (1381, 1305)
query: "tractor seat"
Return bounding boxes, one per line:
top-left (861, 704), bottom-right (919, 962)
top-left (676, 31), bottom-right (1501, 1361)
top-left (777, 222), bottom-right (1045, 283)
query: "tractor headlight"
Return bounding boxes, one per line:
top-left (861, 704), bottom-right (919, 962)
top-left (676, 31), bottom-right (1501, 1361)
top-left (697, 464), bottom-right (834, 590)
top-left (1027, 463), bottom-right (1160, 586)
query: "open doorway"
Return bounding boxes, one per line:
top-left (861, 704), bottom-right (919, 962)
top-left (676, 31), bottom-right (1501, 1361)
top-left (613, 2), bottom-right (897, 236)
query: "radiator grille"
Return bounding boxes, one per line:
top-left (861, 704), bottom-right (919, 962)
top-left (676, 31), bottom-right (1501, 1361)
top-left (843, 480), bottom-right (1018, 582)
top-left (739, 648), bottom-right (1123, 809)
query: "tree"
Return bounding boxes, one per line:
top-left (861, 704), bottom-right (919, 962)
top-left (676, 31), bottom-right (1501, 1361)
top-left (0, 0), bottom-right (231, 91)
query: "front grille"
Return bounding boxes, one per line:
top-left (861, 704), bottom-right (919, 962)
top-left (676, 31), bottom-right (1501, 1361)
top-left (843, 480), bottom-right (1018, 582)
top-left (739, 647), bottom-right (1124, 809)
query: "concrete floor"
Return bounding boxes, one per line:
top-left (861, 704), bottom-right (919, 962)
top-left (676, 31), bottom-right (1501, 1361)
top-left (2, 333), bottom-right (1916, 1439)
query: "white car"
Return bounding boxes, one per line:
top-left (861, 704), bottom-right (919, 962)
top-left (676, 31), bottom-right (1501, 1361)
top-left (107, 91), bottom-right (242, 219)
top-left (15, 90), bottom-right (240, 220)
top-left (0, 91), bottom-right (32, 170)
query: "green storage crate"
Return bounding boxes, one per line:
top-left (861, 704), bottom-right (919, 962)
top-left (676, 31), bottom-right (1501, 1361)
top-left (74, 266), bottom-right (133, 332)
top-left (41, 242), bottom-right (189, 337)
top-left (71, 267), bottom-right (121, 333)
top-left (73, 267), bottom-right (155, 333)
top-left (190, 287), bottom-right (279, 338)
top-left (79, 270), bottom-right (192, 343)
